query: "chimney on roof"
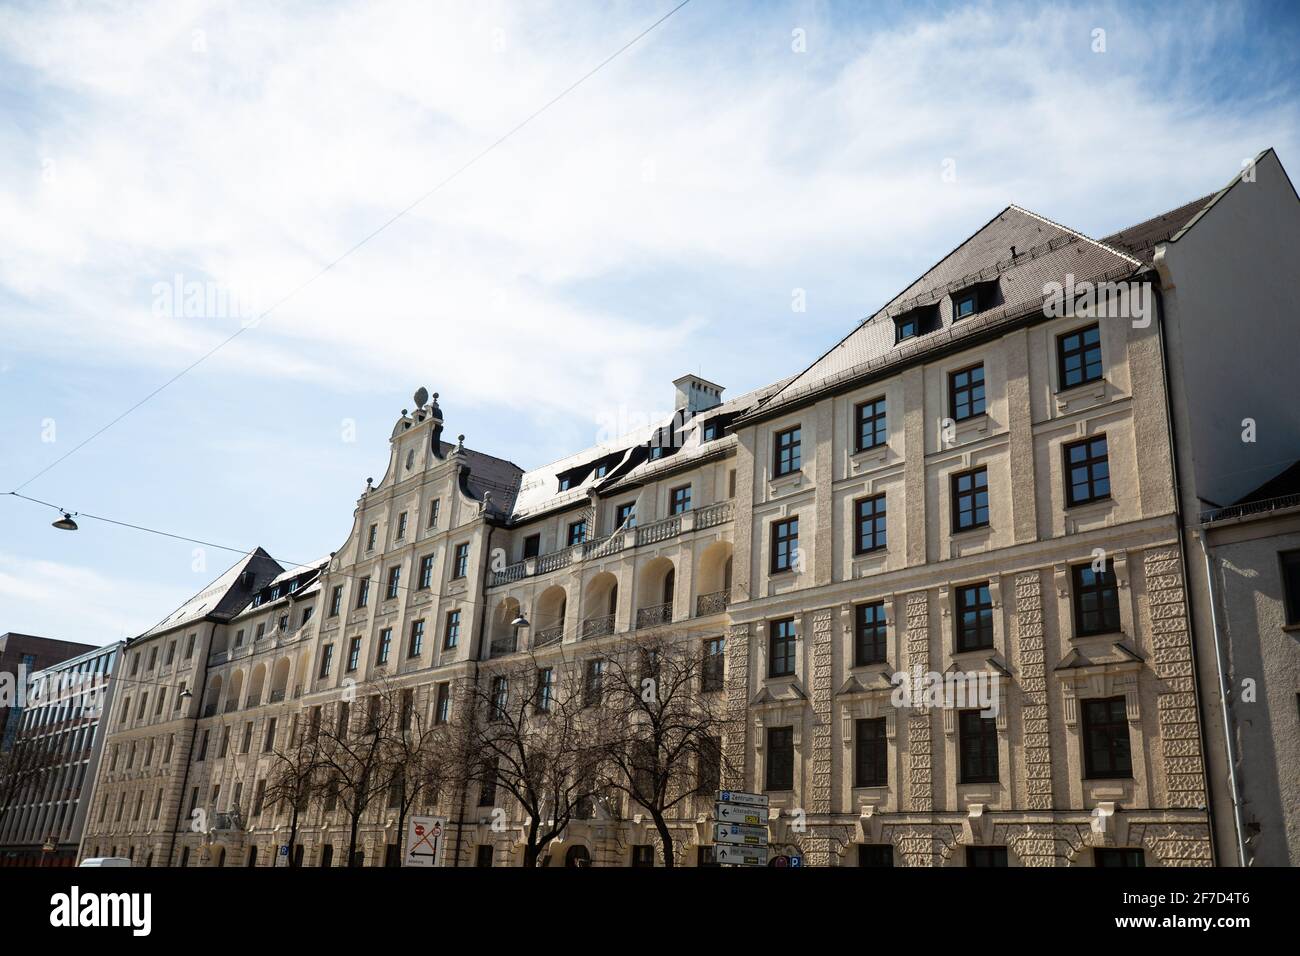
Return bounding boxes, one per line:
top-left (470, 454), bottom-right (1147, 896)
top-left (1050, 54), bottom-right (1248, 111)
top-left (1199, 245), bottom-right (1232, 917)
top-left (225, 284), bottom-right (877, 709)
top-left (673, 374), bottom-right (724, 416)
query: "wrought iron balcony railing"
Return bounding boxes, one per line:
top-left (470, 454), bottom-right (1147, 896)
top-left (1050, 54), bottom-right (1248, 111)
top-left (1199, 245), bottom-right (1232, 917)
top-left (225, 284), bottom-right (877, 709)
top-left (581, 614), bottom-right (615, 640)
top-left (636, 603), bottom-right (673, 630)
top-left (533, 625), bottom-right (564, 648)
top-left (695, 589), bottom-right (730, 617)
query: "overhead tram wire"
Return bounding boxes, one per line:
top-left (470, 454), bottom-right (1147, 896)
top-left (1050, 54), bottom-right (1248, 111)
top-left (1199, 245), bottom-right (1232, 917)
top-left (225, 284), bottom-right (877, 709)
top-left (6, 490), bottom-right (670, 679)
top-left (8, 0), bottom-right (695, 496)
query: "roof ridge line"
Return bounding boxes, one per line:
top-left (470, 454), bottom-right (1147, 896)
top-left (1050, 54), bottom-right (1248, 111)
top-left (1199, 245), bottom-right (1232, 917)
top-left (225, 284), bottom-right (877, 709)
top-left (1008, 203), bottom-right (1143, 268)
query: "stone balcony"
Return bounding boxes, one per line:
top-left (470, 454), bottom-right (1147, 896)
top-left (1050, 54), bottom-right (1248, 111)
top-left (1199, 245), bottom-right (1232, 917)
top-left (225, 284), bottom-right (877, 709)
top-left (490, 500), bottom-right (734, 587)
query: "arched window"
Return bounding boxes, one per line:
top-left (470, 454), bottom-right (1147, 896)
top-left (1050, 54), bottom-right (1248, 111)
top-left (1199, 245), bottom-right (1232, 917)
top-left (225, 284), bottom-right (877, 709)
top-left (565, 844), bottom-right (592, 868)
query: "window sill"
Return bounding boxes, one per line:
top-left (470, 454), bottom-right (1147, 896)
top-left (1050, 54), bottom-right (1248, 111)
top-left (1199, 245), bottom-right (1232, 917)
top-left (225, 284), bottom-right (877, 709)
top-left (850, 445), bottom-right (889, 472)
top-left (1054, 379), bottom-right (1108, 415)
top-left (1070, 628), bottom-right (1126, 642)
top-left (768, 470), bottom-right (804, 494)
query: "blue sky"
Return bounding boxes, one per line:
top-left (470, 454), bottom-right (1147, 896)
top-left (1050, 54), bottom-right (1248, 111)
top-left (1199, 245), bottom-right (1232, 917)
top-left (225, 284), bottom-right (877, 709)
top-left (2, 0), bottom-right (1298, 644)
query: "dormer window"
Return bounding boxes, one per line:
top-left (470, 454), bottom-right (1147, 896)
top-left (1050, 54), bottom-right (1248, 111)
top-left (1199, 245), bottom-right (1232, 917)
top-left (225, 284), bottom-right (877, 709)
top-left (955, 292), bottom-right (978, 319)
top-left (558, 477), bottom-right (573, 492)
top-left (893, 303), bottom-right (939, 344)
top-left (702, 421), bottom-right (719, 442)
top-left (952, 280), bottom-right (997, 322)
top-left (594, 464), bottom-right (607, 479)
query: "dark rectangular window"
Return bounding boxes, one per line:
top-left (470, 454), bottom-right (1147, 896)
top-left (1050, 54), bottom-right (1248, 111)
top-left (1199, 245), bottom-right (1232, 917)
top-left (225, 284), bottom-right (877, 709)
top-left (949, 363), bottom-right (986, 421)
top-left (954, 290), bottom-right (978, 319)
top-left (769, 618), bottom-right (796, 677)
top-left (1082, 696), bottom-right (1132, 779)
top-left (854, 601), bottom-right (887, 666)
top-left (329, 585), bottom-right (343, 616)
top-left (894, 313), bottom-right (919, 342)
top-left (522, 534), bottom-right (541, 559)
top-left (490, 676), bottom-right (508, 721)
top-left (615, 502), bottom-right (636, 529)
top-left (951, 467), bottom-right (989, 531)
top-left (418, 554), bottom-right (434, 589)
top-left (444, 610), bottom-right (460, 649)
top-left (771, 517), bottom-right (799, 574)
top-left (386, 565), bottom-right (401, 600)
top-left (1057, 323), bottom-right (1103, 389)
top-left (583, 659), bottom-right (605, 707)
top-left (1094, 848), bottom-right (1144, 867)
top-left (535, 668), bottom-right (554, 713)
top-left (356, 577), bottom-right (370, 608)
top-left (702, 421), bottom-right (719, 442)
top-left (670, 485), bottom-right (692, 515)
top-left (1065, 435), bottom-right (1110, 506)
top-left (434, 683), bottom-right (451, 724)
top-left (774, 426), bottom-right (802, 476)
top-left (702, 637), bottom-right (725, 692)
top-left (453, 543), bottom-right (470, 578)
top-left (1073, 562), bottom-right (1120, 636)
top-left (854, 718), bottom-right (887, 787)
top-left (1280, 551), bottom-right (1300, 626)
top-left (408, 619), bottom-right (425, 657)
top-left (958, 710), bottom-right (998, 783)
top-left (376, 628), bottom-right (392, 665)
top-left (567, 520), bottom-right (587, 546)
top-left (319, 645), bottom-right (333, 678)
top-left (631, 845), bottom-right (655, 867)
top-left (855, 397), bottom-right (887, 452)
top-left (347, 637), bottom-right (361, 672)
top-left (475, 845), bottom-right (494, 867)
top-left (854, 494), bottom-right (887, 554)
top-left (956, 583), bottom-right (994, 651)
top-left (396, 512), bottom-right (408, 540)
top-left (366, 524), bottom-right (377, 551)
top-left (765, 726), bottom-right (794, 791)
top-left (697, 735), bottom-right (722, 795)
top-left (428, 498), bottom-right (441, 529)
top-left (967, 846), bottom-right (1008, 867)
top-left (858, 845), bottom-right (894, 867)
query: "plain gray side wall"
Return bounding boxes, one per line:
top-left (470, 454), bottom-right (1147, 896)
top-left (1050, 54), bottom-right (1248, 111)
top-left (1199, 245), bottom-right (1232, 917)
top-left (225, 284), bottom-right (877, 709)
top-left (1159, 150), bottom-right (1300, 510)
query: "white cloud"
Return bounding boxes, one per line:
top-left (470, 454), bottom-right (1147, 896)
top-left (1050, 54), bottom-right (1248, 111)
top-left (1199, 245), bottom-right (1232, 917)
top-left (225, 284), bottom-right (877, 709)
top-left (0, 0), bottom-right (1294, 423)
top-left (0, 551), bottom-right (182, 643)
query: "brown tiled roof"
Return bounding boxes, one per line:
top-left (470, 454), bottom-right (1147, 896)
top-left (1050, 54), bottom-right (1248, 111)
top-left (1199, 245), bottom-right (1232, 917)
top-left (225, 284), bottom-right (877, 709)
top-left (1100, 194), bottom-right (1216, 265)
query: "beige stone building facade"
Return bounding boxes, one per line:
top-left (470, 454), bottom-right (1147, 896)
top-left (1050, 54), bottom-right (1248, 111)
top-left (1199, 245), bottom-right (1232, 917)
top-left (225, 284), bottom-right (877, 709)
top-left (79, 152), bottom-right (1300, 867)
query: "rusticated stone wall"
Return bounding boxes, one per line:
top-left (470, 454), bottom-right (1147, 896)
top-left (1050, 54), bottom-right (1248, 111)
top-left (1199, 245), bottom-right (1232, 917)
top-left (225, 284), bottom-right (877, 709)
top-left (1014, 570), bottom-right (1054, 811)
top-left (904, 591), bottom-right (933, 812)
top-left (1144, 548), bottom-right (1209, 810)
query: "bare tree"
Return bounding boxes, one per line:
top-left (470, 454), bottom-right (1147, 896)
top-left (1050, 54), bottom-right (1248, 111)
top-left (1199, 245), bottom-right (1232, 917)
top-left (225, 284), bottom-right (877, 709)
top-left (263, 710), bottom-right (323, 867)
top-left (0, 728), bottom-right (62, 826)
top-left (378, 682), bottom-right (457, 867)
top-left (315, 691), bottom-right (393, 867)
top-left (596, 633), bottom-right (738, 866)
top-left (456, 655), bottom-right (608, 867)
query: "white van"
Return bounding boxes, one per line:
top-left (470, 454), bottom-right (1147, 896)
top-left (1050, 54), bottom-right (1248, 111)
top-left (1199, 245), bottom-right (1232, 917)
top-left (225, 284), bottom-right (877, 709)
top-left (79, 857), bottom-right (132, 867)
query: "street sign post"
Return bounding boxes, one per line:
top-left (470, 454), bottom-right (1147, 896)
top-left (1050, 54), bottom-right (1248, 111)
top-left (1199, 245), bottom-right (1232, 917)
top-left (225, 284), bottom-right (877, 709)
top-left (714, 822), bottom-right (769, 847)
top-left (717, 789), bottom-right (769, 809)
top-left (714, 790), bottom-right (771, 865)
top-left (715, 802), bottom-right (766, 825)
top-left (716, 844), bottom-right (767, 866)
top-left (404, 815), bottom-right (447, 867)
